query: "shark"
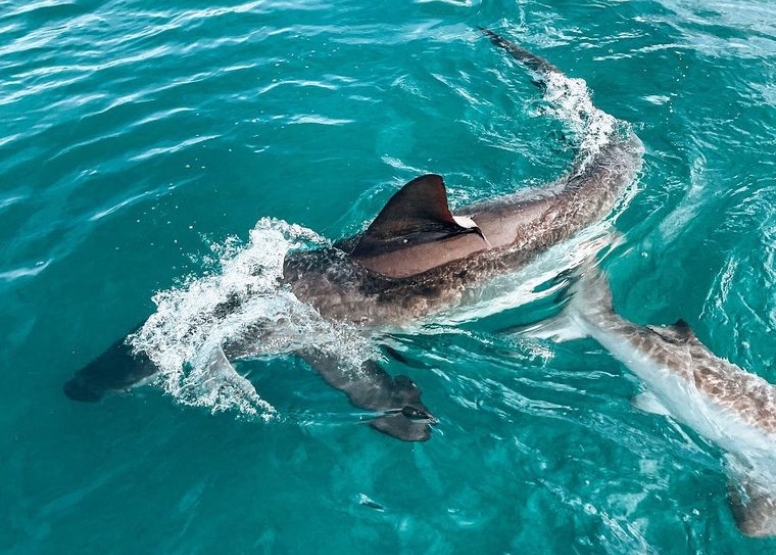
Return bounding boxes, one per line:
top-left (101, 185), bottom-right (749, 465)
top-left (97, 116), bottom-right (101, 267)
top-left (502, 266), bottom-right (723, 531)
top-left (562, 267), bottom-right (776, 537)
top-left (63, 30), bottom-right (643, 442)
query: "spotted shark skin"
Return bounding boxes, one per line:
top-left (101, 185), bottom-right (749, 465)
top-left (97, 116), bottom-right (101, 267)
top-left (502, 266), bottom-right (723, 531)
top-left (64, 30), bottom-right (643, 442)
top-left (568, 269), bottom-right (776, 537)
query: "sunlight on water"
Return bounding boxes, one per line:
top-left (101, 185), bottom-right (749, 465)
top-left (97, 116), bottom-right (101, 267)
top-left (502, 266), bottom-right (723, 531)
top-left (3, 0), bottom-right (776, 552)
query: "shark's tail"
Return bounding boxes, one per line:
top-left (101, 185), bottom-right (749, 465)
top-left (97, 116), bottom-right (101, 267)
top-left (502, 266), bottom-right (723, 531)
top-left (479, 27), bottom-right (560, 78)
top-left (481, 27), bottom-right (643, 206)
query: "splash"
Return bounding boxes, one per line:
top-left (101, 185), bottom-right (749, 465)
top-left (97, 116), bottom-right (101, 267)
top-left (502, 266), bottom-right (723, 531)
top-left (542, 71), bottom-right (620, 167)
top-left (128, 218), bottom-right (378, 419)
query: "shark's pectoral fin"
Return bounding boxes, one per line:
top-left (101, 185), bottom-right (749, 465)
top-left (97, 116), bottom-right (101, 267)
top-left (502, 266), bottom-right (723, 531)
top-left (370, 408), bottom-right (434, 442)
top-left (362, 374), bottom-right (437, 442)
top-left (202, 343), bottom-right (236, 375)
top-left (300, 349), bottom-right (436, 442)
top-left (631, 390), bottom-right (672, 417)
top-left (728, 473), bottom-right (776, 538)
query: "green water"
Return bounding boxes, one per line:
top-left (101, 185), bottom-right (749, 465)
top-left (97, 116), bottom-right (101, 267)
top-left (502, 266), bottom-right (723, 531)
top-left (2, 0), bottom-right (776, 553)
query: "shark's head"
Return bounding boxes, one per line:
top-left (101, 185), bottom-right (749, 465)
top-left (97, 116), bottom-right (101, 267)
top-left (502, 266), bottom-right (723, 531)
top-left (369, 375), bottom-right (437, 442)
top-left (64, 339), bottom-right (158, 403)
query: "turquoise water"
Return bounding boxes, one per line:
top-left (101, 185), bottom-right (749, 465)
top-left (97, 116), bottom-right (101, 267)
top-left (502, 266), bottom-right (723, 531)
top-left (2, 0), bottom-right (776, 552)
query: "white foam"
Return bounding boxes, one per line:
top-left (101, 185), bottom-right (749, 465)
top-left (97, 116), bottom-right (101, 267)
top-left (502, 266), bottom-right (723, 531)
top-left (128, 218), bottom-right (378, 419)
top-left (542, 71), bottom-right (619, 168)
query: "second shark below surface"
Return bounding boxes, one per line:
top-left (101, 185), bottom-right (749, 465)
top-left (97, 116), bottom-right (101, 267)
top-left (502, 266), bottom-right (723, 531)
top-left (63, 29), bottom-right (644, 442)
top-left (546, 267), bottom-right (776, 538)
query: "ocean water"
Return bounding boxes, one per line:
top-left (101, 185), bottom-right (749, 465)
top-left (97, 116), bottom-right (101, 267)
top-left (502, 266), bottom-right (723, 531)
top-left (2, 0), bottom-right (776, 553)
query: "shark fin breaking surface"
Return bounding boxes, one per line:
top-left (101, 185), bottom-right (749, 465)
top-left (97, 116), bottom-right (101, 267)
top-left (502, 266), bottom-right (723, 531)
top-left (351, 174), bottom-right (485, 260)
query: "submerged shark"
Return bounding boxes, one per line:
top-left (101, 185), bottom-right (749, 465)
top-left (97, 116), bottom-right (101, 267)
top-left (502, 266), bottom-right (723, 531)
top-left (64, 30), bottom-right (643, 441)
top-left (564, 268), bottom-right (776, 537)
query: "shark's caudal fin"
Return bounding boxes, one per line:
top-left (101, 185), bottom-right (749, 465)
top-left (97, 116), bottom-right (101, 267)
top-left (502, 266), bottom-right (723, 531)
top-left (351, 174), bottom-right (485, 259)
top-left (479, 27), bottom-right (560, 78)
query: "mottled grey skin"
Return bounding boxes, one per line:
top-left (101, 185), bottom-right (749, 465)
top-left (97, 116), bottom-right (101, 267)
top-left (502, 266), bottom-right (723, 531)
top-left (285, 136), bottom-right (640, 326)
top-left (569, 270), bottom-right (776, 537)
top-left (65, 30), bottom-right (642, 443)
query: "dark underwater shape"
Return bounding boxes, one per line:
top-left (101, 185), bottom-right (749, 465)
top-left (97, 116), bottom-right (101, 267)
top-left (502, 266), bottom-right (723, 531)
top-left (300, 351), bottom-right (436, 442)
top-left (64, 336), bottom-right (156, 402)
top-left (64, 29), bottom-right (643, 442)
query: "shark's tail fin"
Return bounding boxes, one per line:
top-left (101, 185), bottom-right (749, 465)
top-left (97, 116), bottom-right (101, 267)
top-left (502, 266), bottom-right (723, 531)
top-left (479, 28), bottom-right (560, 78)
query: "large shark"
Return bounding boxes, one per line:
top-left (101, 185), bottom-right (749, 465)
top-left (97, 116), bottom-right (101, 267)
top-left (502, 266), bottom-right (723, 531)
top-left (64, 30), bottom-right (643, 442)
top-left (563, 268), bottom-right (776, 537)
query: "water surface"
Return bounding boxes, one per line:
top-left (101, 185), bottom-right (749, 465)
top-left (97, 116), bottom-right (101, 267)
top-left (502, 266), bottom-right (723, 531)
top-left (2, 0), bottom-right (776, 553)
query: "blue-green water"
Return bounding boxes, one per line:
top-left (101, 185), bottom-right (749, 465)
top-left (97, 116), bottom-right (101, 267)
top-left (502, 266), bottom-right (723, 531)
top-left (2, 0), bottom-right (776, 553)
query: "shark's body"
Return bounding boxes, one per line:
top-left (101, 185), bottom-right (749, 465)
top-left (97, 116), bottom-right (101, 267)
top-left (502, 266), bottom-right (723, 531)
top-left (568, 270), bottom-right (776, 537)
top-left (284, 137), bottom-right (639, 326)
top-left (284, 30), bottom-right (642, 326)
top-left (64, 30), bottom-right (643, 442)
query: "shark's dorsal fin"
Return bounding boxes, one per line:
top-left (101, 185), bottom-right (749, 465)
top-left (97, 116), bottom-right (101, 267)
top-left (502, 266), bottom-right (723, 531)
top-left (647, 319), bottom-right (696, 345)
top-left (669, 319), bottom-right (696, 341)
top-left (352, 174), bottom-right (483, 258)
top-left (673, 318), bottom-right (691, 332)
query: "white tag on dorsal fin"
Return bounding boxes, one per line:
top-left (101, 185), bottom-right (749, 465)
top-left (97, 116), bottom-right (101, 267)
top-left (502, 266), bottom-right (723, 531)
top-left (452, 215), bottom-right (477, 229)
top-left (453, 215), bottom-right (491, 248)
